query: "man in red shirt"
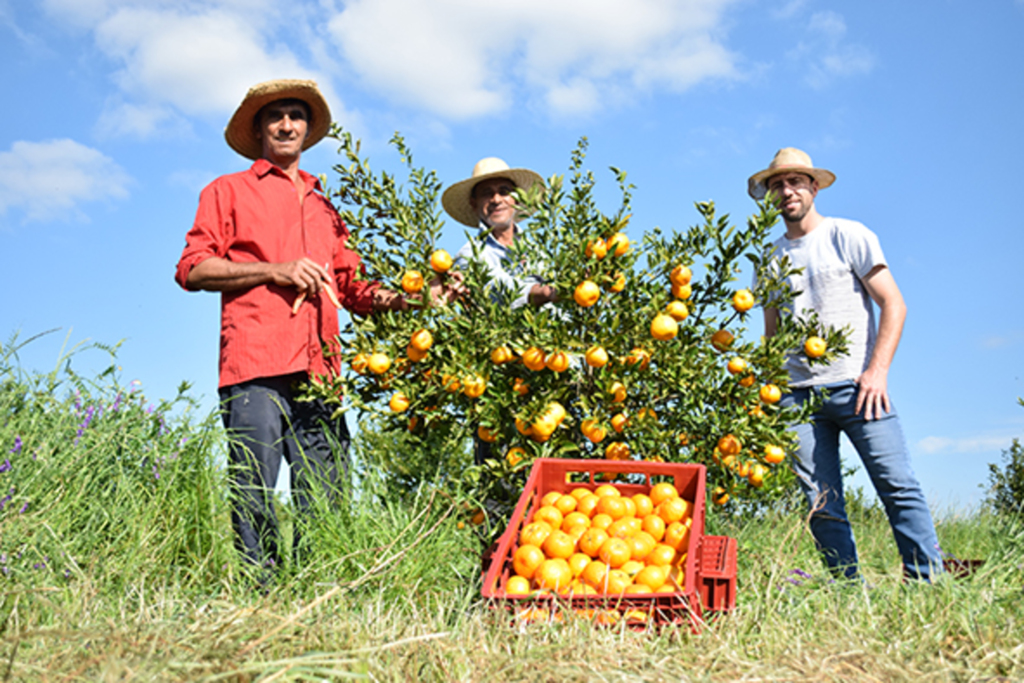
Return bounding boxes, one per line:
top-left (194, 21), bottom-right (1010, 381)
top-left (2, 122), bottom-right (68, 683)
top-left (176, 79), bottom-right (424, 582)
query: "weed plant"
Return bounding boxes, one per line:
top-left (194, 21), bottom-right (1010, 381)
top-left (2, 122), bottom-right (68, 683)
top-left (2, 334), bottom-right (1023, 681)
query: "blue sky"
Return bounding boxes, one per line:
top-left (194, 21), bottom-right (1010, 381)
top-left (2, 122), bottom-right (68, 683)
top-left (2, 0), bottom-right (1023, 511)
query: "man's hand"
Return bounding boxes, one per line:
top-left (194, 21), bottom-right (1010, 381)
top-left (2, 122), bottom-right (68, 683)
top-left (529, 284), bottom-right (558, 307)
top-left (855, 366), bottom-right (891, 421)
top-left (273, 257), bottom-right (332, 296)
top-left (429, 271), bottom-right (468, 305)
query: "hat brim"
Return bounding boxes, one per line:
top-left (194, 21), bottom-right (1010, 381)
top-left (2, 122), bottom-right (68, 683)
top-left (442, 168), bottom-right (545, 227)
top-left (748, 166), bottom-right (835, 200)
top-left (224, 79), bottom-right (332, 161)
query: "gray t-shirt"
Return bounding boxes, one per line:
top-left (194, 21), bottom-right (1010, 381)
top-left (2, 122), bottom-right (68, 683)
top-left (772, 217), bottom-right (887, 388)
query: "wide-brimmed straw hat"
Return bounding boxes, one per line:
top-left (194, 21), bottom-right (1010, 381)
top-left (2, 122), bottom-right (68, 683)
top-left (224, 79), bottom-right (332, 160)
top-left (747, 147), bottom-right (836, 200)
top-left (442, 157), bottom-right (544, 227)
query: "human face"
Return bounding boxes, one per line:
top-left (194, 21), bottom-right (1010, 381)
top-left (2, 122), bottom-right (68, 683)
top-left (766, 172), bottom-right (817, 223)
top-left (255, 100), bottom-right (309, 164)
top-left (469, 177), bottom-right (517, 230)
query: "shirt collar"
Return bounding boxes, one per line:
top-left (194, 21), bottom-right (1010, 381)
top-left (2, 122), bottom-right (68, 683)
top-left (251, 158), bottom-right (321, 192)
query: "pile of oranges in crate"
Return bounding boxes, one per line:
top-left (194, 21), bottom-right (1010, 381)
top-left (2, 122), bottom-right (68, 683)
top-left (507, 480), bottom-right (693, 599)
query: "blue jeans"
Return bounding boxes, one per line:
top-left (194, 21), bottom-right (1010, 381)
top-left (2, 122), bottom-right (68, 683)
top-left (780, 380), bottom-right (942, 580)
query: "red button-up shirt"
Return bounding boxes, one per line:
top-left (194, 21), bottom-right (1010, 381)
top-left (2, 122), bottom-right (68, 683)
top-left (175, 159), bottom-right (377, 388)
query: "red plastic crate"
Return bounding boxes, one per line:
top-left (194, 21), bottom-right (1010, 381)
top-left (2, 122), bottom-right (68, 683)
top-left (481, 458), bottom-right (738, 629)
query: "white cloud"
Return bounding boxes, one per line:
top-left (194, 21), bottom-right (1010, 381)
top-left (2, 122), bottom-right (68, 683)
top-left (0, 139), bottom-right (131, 223)
top-left (917, 434), bottom-right (1017, 456)
top-left (786, 10), bottom-right (874, 89)
top-left (328, 0), bottom-right (740, 119)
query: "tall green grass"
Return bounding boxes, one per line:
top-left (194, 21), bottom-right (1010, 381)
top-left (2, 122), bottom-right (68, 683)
top-left (2, 335), bottom-right (1022, 681)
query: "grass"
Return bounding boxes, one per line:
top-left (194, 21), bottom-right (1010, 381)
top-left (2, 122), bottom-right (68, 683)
top-left (2, 335), bottom-right (1023, 681)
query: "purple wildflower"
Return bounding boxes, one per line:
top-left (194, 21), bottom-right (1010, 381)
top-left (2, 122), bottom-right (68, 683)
top-left (75, 405), bottom-right (96, 445)
top-left (0, 494), bottom-right (10, 511)
top-left (0, 459), bottom-right (10, 474)
top-left (64, 568), bottom-right (72, 579)
top-left (18, 501), bottom-right (28, 514)
top-left (789, 568), bottom-right (813, 579)
top-left (10, 436), bottom-right (21, 454)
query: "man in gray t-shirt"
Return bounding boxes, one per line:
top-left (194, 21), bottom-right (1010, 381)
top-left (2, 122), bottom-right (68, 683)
top-left (751, 148), bottom-right (942, 581)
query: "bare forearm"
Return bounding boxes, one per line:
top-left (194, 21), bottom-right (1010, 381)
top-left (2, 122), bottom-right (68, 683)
top-left (186, 257), bottom-right (278, 292)
top-left (867, 296), bottom-right (906, 374)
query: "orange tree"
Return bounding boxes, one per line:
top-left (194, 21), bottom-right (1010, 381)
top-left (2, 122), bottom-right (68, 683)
top-left (305, 130), bottom-right (849, 525)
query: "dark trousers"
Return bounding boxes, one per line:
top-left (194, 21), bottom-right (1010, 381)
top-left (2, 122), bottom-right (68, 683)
top-left (219, 374), bottom-right (349, 574)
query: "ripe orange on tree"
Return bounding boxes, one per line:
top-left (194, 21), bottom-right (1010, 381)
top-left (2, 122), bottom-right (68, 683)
top-left (490, 345), bottom-right (514, 364)
top-left (585, 345), bottom-right (609, 368)
top-left (367, 352), bottom-right (391, 375)
top-left (607, 232), bottom-right (630, 256)
top-left (732, 289), bottom-right (755, 313)
top-left (805, 336), bottom-right (828, 358)
top-left (710, 329), bottom-right (734, 353)
top-left (717, 433), bottom-right (742, 456)
top-left (748, 462), bottom-right (768, 488)
top-left (671, 282), bottom-right (692, 300)
top-left (477, 425), bottom-right (497, 443)
top-left (669, 264), bottom-right (692, 287)
top-left (409, 329), bottom-right (433, 352)
top-left (609, 381), bottom-right (627, 403)
top-left (610, 413), bottom-right (629, 433)
top-left (522, 346), bottom-right (546, 371)
top-left (609, 272), bottom-right (626, 292)
top-left (763, 444), bottom-right (786, 464)
top-left (462, 374), bottom-right (486, 398)
top-left (759, 383), bottom-right (782, 404)
top-left (429, 249), bottom-right (453, 273)
top-left (727, 357), bottom-right (748, 375)
top-left (650, 313), bottom-right (678, 341)
top-left (545, 350), bottom-right (570, 372)
top-left (586, 238), bottom-right (608, 259)
top-left (401, 270), bottom-right (424, 294)
top-left (574, 280), bottom-right (601, 307)
top-left (665, 300), bottom-right (689, 321)
top-left (388, 392), bottom-right (410, 413)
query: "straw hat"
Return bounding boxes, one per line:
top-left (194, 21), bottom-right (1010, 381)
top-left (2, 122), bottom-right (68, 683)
top-left (747, 147), bottom-right (836, 199)
top-left (224, 79), bottom-right (332, 160)
top-left (442, 157), bottom-right (544, 227)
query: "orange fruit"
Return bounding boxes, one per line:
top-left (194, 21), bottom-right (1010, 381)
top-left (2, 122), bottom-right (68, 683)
top-left (610, 413), bottom-right (628, 433)
top-left (593, 484), bottom-right (620, 498)
top-left (545, 350), bottom-right (570, 372)
top-left (522, 347), bottom-right (546, 371)
top-left (596, 495), bottom-right (628, 520)
top-left (620, 496), bottom-right (637, 518)
top-left (727, 357), bottom-right (748, 375)
top-left (650, 313), bottom-right (679, 341)
top-left (532, 505), bottom-right (564, 530)
top-left (505, 447), bottom-right (527, 467)
top-left (430, 249), bottom-right (453, 273)
top-left (626, 347), bottom-right (651, 369)
top-left (586, 237), bottom-right (608, 259)
top-left (760, 383), bottom-right (782, 404)
top-left (542, 530), bottom-right (576, 560)
top-left (606, 517), bottom-right (635, 540)
top-left (570, 487), bottom-right (592, 501)
top-left (389, 392), bottom-right (410, 413)
top-left (581, 560), bottom-right (608, 588)
top-left (401, 270), bottom-right (424, 293)
top-left (763, 444), bottom-right (786, 464)
top-left (732, 288), bottom-right (755, 312)
top-left (585, 345), bottom-right (609, 368)
top-left (805, 336), bottom-right (827, 358)
top-left (663, 520), bottom-right (692, 551)
top-left (568, 552), bottom-right (591, 578)
top-left (609, 381), bottom-right (627, 403)
top-left (641, 515), bottom-right (666, 542)
top-left (553, 494), bottom-right (578, 515)
top-left (631, 494), bottom-right (654, 518)
top-left (520, 521), bottom-right (553, 548)
top-left (576, 493), bottom-right (601, 517)
top-left (561, 511), bottom-right (590, 532)
top-left (739, 374), bottom-right (756, 388)
top-left (710, 329), bottom-right (734, 352)
top-left (657, 497), bottom-right (692, 525)
top-left (406, 344), bottom-right (428, 362)
top-left (573, 280), bottom-right (601, 307)
top-left (506, 575), bottom-right (531, 595)
top-left (599, 538), bottom-right (631, 568)
top-left (535, 558), bottom-right (573, 592)
top-left (367, 352), bottom-right (391, 374)
top-left (541, 491), bottom-right (563, 507)
top-left (633, 564), bottom-right (668, 591)
top-left (665, 300), bottom-right (689, 321)
top-left (513, 544), bottom-right (545, 579)
top-left (712, 486), bottom-right (730, 506)
top-left (477, 425), bottom-right (497, 443)
top-left (409, 329), bottom-right (433, 352)
top-left (590, 513), bottom-right (614, 531)
top-left (620, 560), bottom-right (645, 577)
top-left (490, 346), bottom-right (514, 364)
top-left (609, 272), bottom-right (626, 292)
top-left (748, 462), bottom-right (768, 488)
top-left (717, 434), bottom-right (742, 456)
top-left (626, 534), bottom-right (655, 562)
top-left (749, 404), bottom-right (766, 419)
top-left (624, 583), bottom-right (653, 596)
top-left (578, 527), bottom-right (610, 558)
top-left (462, 374), bottom-right (486, 398)
top-left (607, 232), bottom-right (629, 257)
top-left (649, 482), bottom-right (679, 507)
top-left (671, 282), bottom-right (692, 300)
top-left (646, 543), bottom-right (677, 567)
top-left (669, 264), bottom-right (692, 287)
top-left (512, 377), bottom-right (529, 396)
top-left (350, 353), bottom-right (368, 374)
